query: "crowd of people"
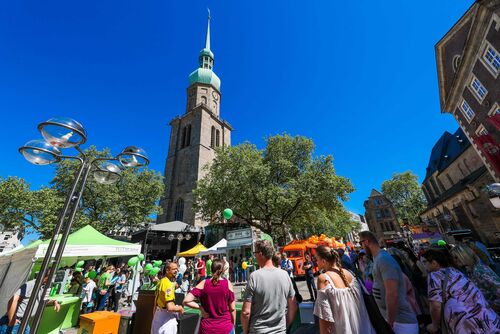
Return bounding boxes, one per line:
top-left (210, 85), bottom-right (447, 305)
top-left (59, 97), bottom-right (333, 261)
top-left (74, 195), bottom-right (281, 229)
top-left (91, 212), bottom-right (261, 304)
top-left (150, 231), bottom-right (500, 334)
top-left (1, 230), bottom-right (499, 334)
top-left (0, 262), bottom-right (135, 334)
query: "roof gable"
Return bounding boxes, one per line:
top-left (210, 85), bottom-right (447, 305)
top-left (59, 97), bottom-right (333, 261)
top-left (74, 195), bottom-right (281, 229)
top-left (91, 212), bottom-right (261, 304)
top-left (424, 128), bottom-right (470, 179)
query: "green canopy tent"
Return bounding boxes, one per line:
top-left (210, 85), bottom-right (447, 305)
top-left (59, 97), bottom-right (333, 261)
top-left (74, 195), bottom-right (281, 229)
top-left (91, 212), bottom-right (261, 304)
top-left (0, 225), bottom-right (141, 316)
top-left (25, 225), bottom-right (141, 267)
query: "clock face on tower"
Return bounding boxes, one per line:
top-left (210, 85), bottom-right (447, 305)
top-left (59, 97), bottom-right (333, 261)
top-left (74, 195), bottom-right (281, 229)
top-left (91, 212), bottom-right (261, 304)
top-left (212, 91), bottom-right (219, 100)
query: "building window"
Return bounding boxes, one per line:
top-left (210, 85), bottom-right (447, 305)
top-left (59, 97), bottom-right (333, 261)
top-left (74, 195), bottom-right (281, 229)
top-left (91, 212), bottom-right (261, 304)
top-left (181, 125), bottom-right (191, 148)
top-left (475, 124), bottom-right (488, 136)
top-left (373, 198), bottom-right (382, 206)
top-left (489, 103), bottom-right (500, 116)
top-left (174, 198), bottom-right (184, 221)
top-left (210, 126), bottom-right (215, 148)
top-left (383, 209), bottom-right (391, 218)
top-left (482, 44), bottom-right (500, 76)
top-left (216, 130), bottom-right (220, 147)
top-left (181, 127), bottom-right (186, 148)
top-left (186, 125), bottom-right (191, 147)
top-left (459, 99), bottom-right (475, 122)
top-left (446, 174), bottom-right (454, 186)
top-left (201, 96), bottom-right (207, 105)
top-left (469, 76), bottom-right (488, 101)
top-left (375, 210), bottom-right (382, 219)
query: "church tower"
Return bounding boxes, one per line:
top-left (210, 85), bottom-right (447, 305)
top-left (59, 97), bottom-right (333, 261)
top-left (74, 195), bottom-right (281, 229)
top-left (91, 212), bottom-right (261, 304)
top-left (157, 12), bottom-right (232, 227)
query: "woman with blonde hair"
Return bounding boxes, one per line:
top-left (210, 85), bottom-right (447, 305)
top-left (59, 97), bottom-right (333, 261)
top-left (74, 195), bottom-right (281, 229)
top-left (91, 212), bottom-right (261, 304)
top-left (313, 245), bottom-right (375, 334)
top-left (183, 259), bottom-right (236, 334)
top-left (450, 243), bottom-right (500, 312)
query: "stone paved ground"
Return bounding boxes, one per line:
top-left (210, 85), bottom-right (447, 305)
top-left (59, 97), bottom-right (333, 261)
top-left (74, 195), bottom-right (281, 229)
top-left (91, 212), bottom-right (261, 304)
top-left (61, 280), bottom-right (313, 333)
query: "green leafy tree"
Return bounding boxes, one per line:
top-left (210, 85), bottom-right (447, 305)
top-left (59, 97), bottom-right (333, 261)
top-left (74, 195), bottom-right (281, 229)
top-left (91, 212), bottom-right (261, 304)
top-left (193, 134), bottom-right (355, 241)
top-left (381, 171), bottom-right (427, 226)
top-left (0, 147), bottom-right (164, 238)
top-left (48, 146), bottom-right (164, 236)
top-left (0, 176), bottom-right (62, 236)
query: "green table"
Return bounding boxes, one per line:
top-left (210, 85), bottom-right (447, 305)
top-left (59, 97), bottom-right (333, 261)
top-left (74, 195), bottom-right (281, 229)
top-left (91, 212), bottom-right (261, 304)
top-left (185, 303), bottom-right (301, 333)
top-left (37, 295), bottom-right (81, 334)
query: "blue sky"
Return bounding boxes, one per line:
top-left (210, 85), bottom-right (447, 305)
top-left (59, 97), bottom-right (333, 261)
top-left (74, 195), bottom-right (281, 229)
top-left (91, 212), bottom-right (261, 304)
top-left (0, 1), bottom-right (473, 229)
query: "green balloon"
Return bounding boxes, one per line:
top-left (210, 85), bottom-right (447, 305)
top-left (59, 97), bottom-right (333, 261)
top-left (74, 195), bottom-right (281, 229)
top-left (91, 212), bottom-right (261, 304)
top-left (153, 261), bottom-right (160, 268)
top-left (145, 263), bottom-right (153, 271)
top-left (437, 240), bottom-right (447, 246)
top-left (150, 267), bottom-right (160, 276)
top-left (223, 208), bottom-right (233, 220)
top-left (75, 267), bottom-right (83, 272)
top-left (138, 254), bottom-right (145, 261)
top-left (128, 256), bottom-right (139, 267)
top-left (76, 260), bottom-right (85, 268)
top-left (88, 270), bottom-right (97, 279)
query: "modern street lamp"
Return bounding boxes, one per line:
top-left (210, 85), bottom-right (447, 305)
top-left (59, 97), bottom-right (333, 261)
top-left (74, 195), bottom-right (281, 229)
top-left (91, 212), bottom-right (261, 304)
top-left (18, 117), bottom-right (149, 333)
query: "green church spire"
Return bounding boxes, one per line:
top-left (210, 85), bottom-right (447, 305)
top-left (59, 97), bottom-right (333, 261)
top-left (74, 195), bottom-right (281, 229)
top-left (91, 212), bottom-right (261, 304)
top-left (199, 8), bottom-right (214, 69)
top-left (188, 9), bottom-right (220, 91)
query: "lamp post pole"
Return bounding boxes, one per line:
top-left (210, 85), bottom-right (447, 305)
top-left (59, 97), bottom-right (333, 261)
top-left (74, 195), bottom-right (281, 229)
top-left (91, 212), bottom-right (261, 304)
top-left (18, 117), bottom-right (149, 333)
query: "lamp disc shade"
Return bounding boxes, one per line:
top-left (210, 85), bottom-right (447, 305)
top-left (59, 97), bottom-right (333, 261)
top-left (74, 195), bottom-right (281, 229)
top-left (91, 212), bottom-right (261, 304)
top-left (118, 146), bottom-right (149, 167)
top-left (19, 140), bottom-right (61, 165)
top-left (93, 161), bottom-right (122, 185)
top-left (38, 117), bottom-right (86, 148)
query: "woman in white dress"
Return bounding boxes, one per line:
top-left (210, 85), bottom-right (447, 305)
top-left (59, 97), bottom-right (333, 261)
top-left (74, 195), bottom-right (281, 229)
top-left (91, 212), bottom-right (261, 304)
top-left (314, 245), bottom-right (376, 334)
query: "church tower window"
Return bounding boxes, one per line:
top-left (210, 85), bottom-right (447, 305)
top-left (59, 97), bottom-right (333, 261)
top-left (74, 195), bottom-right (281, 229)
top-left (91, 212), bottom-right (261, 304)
top-left (201, 96), bottom-right (207, 105)
top-left (216, 129), bottom-right (220, 147)
top-left (181, 127), bottom-right (186, 148)
top-left (181, 125), bottom-right (191, 148)
top-left (174, 198), bottom-right (184, 221)
top-left (186, 124), bottom-right (191, 147)
top-left (210, 126), bottom-right (215, 148)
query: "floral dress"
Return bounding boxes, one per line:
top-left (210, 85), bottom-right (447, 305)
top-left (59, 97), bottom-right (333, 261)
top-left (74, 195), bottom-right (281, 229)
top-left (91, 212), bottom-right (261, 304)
top-left (428, 267), bottom-right (500, 334)
top-left (470, 264), bottom-right (500, 312)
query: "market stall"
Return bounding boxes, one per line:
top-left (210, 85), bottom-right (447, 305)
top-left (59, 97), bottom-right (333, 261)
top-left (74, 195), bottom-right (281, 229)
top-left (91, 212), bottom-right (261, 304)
top-left (198, 238), bottom-right (227, 256)
top-left (177, 242), bottom-right (207, 257)
top-left (0, 225), bottom-right (141, 329)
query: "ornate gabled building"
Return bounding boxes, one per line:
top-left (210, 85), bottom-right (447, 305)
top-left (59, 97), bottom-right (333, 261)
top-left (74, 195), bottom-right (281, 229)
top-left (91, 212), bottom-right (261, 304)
top-left (157, 13), bottom-right (232, 227)
top-left (435, 0), bottom-right (500, 182)
top-left (363, 189), bottom-right (402, 245)
top-left (420, 128), bottom-right (500, 246)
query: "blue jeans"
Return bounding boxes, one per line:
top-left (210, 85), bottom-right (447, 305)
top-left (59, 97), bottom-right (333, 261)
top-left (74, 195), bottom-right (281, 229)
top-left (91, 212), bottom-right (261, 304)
top-left (0, 316), bottom-right (29, 334)
top-left (96, 291), bottom-right (109, 311)
top-left (241, 269), bottom-right (247, 282)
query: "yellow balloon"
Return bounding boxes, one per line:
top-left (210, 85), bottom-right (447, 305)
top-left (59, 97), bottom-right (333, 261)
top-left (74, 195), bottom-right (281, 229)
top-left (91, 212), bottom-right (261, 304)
top-left (242, 261), bottom-right (248, 270)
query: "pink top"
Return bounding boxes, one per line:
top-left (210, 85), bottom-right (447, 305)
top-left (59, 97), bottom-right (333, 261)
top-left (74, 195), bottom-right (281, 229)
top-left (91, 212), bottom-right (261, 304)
top-left (191, 278), bottom-right (234, 334)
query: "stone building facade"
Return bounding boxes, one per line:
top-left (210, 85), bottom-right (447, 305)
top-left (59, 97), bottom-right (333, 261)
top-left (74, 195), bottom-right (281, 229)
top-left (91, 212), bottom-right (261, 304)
top-left (420, 128), bottom-right (500, 246)
top-left (363, 189), bottom-right (402, 245)
top-left (157, 15), bottom-right (232, 227)
top-left (435, 0), bottom-right (500, 181)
